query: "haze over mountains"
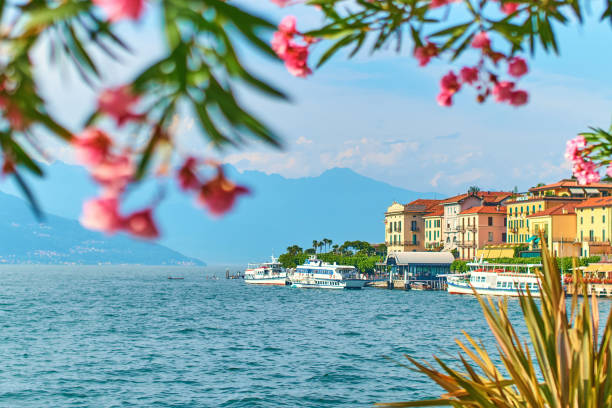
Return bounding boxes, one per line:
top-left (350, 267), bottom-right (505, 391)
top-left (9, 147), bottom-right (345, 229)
top-left (0, 191), bottom-right (203, 265)
top-left (1, 162), bottom-right (439, 264)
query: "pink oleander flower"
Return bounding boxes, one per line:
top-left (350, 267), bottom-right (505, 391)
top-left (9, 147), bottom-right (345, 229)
top-left (72, 127), bottom-right (113, 166)
top-left (177, 157), bottom-right (201, 191)
top-left (198, 167), bottom-right (250, 216)
top-left (500, 1), bottom-right (519, 14)
top-left (471, 32), bottom-right (491, 49)
top-left (440, 71), bottom-right (461, 94)
top-left (429, 0), bottom-right (459, 8)
top-left (607, 164), bottom-right (612, 178)
top-left (90, 154), bottom-right (135, 192)
top-left (565, 135), bottom-right (587, 162)
top-left (80, 197), bottom-right (124, 233)
top-left (414, 42), bottom-right (438, 67)
top-left (459, 66), bottom-right (479, 85)
top-left (436, 91), bottom-right (453, 107)
top-left (573, 159), bottom-right (601, 185)
top-left (271, 17), bottom-right (313, 78)
top-left (124, 208), bottom-right (159, 239)
top-left (271, 0), bottom-right (292, 7)
top-left (283, 43), bottom-right (312, 78)
top-left (278, 15), bottom-right (297, 35)
top-left (492, 81), bottom-right (515, 102)
top-left (93, 0), bottom-right (145, 21)
top-left (509, 90), bottom-right (528, 106)
top-left (508, 56), bottom-right (528, 77)
top-left (98, 86), bottom-right (144, 126)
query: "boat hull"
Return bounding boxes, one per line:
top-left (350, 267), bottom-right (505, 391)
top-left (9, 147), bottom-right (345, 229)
top-left (447, 281), bottom-right (540, 297)
top-left (291, 278), bottom-right (366, 290)
top-left (244, 277), bottom-right (288, 286)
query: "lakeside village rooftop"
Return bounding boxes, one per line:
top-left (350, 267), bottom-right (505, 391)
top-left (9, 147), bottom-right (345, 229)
top-left (383, 178), bottom-right (612, 262)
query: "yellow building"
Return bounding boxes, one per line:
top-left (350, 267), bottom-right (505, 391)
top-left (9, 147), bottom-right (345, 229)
top-left (384, 199), bottom-right (441, 253)
top-left (423, 207), bottom-right (444, 250)
top-left (575, 196), bottom-right (612, 257)
top-left (507, 180), bottom-right (612, 245)
top-left (527, 202), bottom-right (580, 257)
top-left (529, 179), bottom-right (612, 198)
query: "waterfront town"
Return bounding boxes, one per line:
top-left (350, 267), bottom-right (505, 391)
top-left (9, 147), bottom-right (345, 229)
top-left (385, 178), bottom-right (612, 260)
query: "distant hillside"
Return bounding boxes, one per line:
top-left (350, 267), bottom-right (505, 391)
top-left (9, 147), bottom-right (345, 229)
top-left (0, 191), bottom-right (204, 265)
top-left (1, 162), bottom-right (438, 263)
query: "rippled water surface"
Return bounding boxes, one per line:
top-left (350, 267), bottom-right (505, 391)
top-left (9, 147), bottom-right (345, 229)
top-left (0, 266), bottom-right (610, 407)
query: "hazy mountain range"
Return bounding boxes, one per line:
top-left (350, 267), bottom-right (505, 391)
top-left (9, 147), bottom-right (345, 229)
top-left (0, 162), bottom-right (439, 264)
top-left (0, 190), bottom-right (203, 265)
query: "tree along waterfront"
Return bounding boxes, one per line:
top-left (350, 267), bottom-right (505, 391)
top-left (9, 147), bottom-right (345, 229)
top-left (279, 240), bottom-right (385, 275)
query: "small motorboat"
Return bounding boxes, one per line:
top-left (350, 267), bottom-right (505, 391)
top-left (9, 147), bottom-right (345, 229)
top-left (167, 277), bottom-right (185, 280)
top-left (410, 282), bottom-right (432, 291)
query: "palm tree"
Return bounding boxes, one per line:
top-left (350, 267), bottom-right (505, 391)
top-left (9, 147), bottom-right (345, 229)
top-left (332, 244), bottom-right (339, 254)
top-left (322, 238), bottom-right (331, 253)
top-left (312, 240), bottom-right (319, 254)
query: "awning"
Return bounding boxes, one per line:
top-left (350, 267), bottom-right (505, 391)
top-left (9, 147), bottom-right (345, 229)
top-left (585, 188), bottom-right (600, 194)
top-left (569, 188), bottom-right (584, 194)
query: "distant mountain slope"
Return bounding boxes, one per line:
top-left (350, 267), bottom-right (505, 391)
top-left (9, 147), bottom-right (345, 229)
top-left (1, 162), bottom-right (438, 263)
top-left (0, 191), bottom-right (204, 265)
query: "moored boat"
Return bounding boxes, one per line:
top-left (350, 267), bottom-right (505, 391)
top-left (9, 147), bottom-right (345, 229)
top-left (244, 257), bottom-right (288, 285)
top-left (289, 256), bottom-right (366, 289)
top-left (443, 262), bottom-right (542, 297)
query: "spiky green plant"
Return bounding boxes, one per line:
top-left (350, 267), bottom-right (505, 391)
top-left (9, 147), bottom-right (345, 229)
top-left (378, 242), bottom-right (612, 407)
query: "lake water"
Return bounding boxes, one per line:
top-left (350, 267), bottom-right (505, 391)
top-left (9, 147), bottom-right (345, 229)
top-left (0, 266), bottom-right (609, 407)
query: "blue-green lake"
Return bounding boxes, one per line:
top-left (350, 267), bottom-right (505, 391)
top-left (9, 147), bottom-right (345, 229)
top-left (0, 266), bottom-right (609, 407)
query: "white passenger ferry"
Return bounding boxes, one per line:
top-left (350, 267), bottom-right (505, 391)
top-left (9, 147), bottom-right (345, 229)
top-left (289, 256), bottom-right (366, 290)
top-left (244, 257), bottom-right (288, 286)
top-left (445, 262), bottom-right (542, 297)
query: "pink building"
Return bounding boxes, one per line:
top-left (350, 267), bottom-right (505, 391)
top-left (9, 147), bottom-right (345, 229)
top-left (457, 206), bottom-right (508, 259)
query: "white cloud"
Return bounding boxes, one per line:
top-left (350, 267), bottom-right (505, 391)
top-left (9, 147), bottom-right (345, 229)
top-left (296, 136), bottom-right (312, 145)
top-left (430, 172), bottom-right (443, 187)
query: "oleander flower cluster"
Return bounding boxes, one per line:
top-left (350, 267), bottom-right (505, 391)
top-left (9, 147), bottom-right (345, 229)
top-left (271, 16), bottom-right (316, 78)
top-left (417, 30), bottom-right (529, 107)
top-left (564, 135), bottom-right (611, 185)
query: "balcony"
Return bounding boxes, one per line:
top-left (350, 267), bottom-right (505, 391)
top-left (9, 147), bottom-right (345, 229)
top-left (458, 241), bottom-right (476, 248)
top-left (405, 241), bottom-right (420, 247)
top-left (509, 228), bottom-right (518, 233)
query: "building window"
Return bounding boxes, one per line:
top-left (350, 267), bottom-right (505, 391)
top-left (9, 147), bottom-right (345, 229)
top-left (412, 234), bottom-right (417, 245)
top-left (488, 232), bottom-right (493, 241)
top-left (411, 220), bottom-right (417, 231)
top-left (604, 215), bottom-right (606, 223)
top-left (488, 216), bottom-right (493, 226)
top-left (502, 233), bottom-right (507, 242)
top-left (590, 230), bottom-right (594, 241)
top-left (581, 217), bottom-right (583, 225)
top-left (603, 230), bottom-right (606, 242)
top-left (591, 216), bottom-right (594, 223)
top-left (504, 217), bottom-right (507, 227)
top-left (581, 231), bottom-right (583, 241)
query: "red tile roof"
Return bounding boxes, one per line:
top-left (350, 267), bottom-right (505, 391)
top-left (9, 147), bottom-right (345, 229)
top-left (529, 179), bottom-right (612, 192)
top-left (460, 205), bottom-right (507, 215)
top-left (406, 199), bottom-right (442, 210)
top-left (424, 206), bottom-right (444, 217)
top-left (575, 196), bottom-right (612, 209)
top-left (527, 202), bottom-right (578, 217)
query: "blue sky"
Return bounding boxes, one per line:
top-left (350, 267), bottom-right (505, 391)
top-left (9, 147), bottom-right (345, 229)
top-left (30, 1), bottom-right (612, 196)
